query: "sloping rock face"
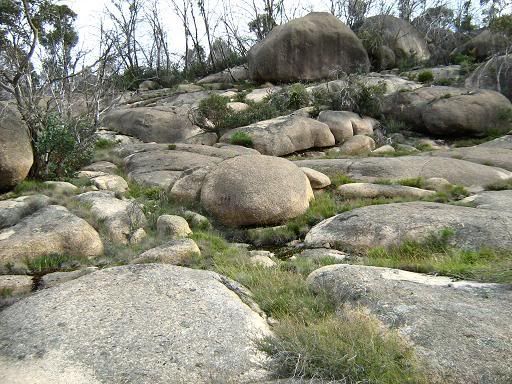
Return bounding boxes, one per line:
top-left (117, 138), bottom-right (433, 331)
top-left (0, 103), bottom-right (33, 191)
top-left (336, 183), bottom-right (435, 199)
top-left (219, 115), bottom-right (335, 156)
top-left (466, 55), bottom-right (512, 100)
top-left (0, 264), bottom-right (272, 384)
top-left (248, 12), bottom-right (370, 82)
top-left (478, 134), bottom-right (512, 150)
top-left (359, 15), bottom-right (430, 69)
top-left (307, 264), bottom-right (512, 383)
top-left (294, 156), bottom-right (512, 187)
top-left (102, 106), bottom-right (202, 143)
top-left (119, 143), bottom-right (257, 189)
top-left (201, 155), bottom-right (313, 227)
top-left (304, 202), bottom-right (512, 250)
top-left (0, 195), bottom-right (50, 230)
top-left (0, 205), bottom-right (103, 266)
top-left (428, 144), bottom-right (512, 171)
top-left (452, 29), bottom-right (510, 61)
top-left (382, 86), bottom-right (512, 137)
top-left (463, 190), bottom-right (512, 213)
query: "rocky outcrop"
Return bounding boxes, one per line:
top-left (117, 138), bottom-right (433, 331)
top-left (201, 155), bottom-right (313, 227)
top-left (74, 191), bottom-right (146, 245)
top-left (359, 15), bottom-right (430, 70)
top-left (304, 202), bottom-right (512, 250)
top-left (0, 195), bottom-right (50, 230)
top-left (0, 103), bottom-right (33, 191)
top-left (294, 156), bottom-right (512, 187)
top-left (132, 239), bottom-right (200, 265)
top-left (248, 12), bottom-right (370, 82)
top-left (428, 144), bottom-right (512, 171)
top-left (336, 183), bottom-right (435, 199)
top-left (197, 65), bottom-right (249, 84)
top-left (307, 264), bottom-right (512, 383)
top-left (219, 115), bottom-right (335, 156)
top-left (0, 264), bottom-right (272, 383)
top-left (382, 86), bottom-right (512, 137)
top-left (0, 205), bottom-right (103, 266)
top-left (336, 135), bottom-right (376, 155)
top-left (466, 55), bottom-right (512, 100)
top-left (317, 110), bottom-right (377, 143)
top-left (102, 106), bottom-right (202, 143)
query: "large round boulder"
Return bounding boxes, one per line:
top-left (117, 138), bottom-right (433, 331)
top-left (248, 12), bottom-right (370, 82)
top-left (358, 15), bottom-right (430, 70)
top-left (0, 103), bottom-right (33, 191)
top-left (382, 86), bottom-right (512, 136)
top-left (451, 29), bottom-right (509, 61)
top-left (200, 155), bottom-right (314, 227)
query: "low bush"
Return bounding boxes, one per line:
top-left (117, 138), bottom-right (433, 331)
top-left (417, 70), bottom-right (434, 83)
top-left (35, 114), bottom-right (95, 180)
top-left (229, 131), bottom-right (253, 148)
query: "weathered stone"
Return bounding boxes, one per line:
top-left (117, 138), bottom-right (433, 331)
top-left (88, 174), bottom-right (128, 193)
top-left (372, 144), bottom-right (395, 154)
top-left (81, 161), bottom-right (119, 175)
top-left (0, 264), bottom-right (271, 383)
top-left (307, 264), bottom-right (512, 383)
top-left (305, 202), bottom-right (512, 250)
top-left (0, 205), bottom-right (103, 265)
top-left (169, 166), bottom-right (212, 203)
top-left (129, 228), bottom-right (147, 245)
top-left (300, 167), bottom-right (331, 189)
top-left (294, 156), bottom-right (512, 187)
top-left (0, 275), bottom-right (32, 296)
top-left (336, 182), bottom-right (436, 199)
top-left (156, 215), bottom-right (192, 239)
top-left (102, 106), bottom-right (202, 143)
top-left (462, 190), bottom-right (512, 214)
top-left (359, 15), bottom-right (430, 69)
top-left (249, 254), bottom-right (277, 268)
top-left (245, 87), bottom-right (281, 103)
top-left (424, 177), bottom-right (452, 192)
top-left (197, 65), bottom-right (250, 84)
top-left (337, 135), bottom-right (376, 155)
top-left (0, 195), bottom-right (50, 229)
top-left (382, 86), bottom-right (512, 137)
top-left (74, 191), bottom-right (146, 244)
top-left (138, 80), bottom-right (160, 91)
top-left (43, 181), bottom-right (78, 194)
top-left (220, 115), bottom-right (335, 156)
top-left (182, 210), bottom-right (211, 229)
top-left (38, 267), bottom-right (98, 290)
top-left (317, 111), bottom-right (354, 142)
top-left (295, 248), bottom-right (348, 262)
top-left (132, 239), bottom-right (200, 265)
top-left (201, 155), bottom-right (313, 227)
top-left (0, 102), bottom-right (33, 191)
top-left (428, 144), bottom-right (512, 171)
top-left (184, 132), bottom-right (218, 146)
top-left (248, 12), bottom-right (370, 82)
top-left (227, 102), bottom-right (250, 112)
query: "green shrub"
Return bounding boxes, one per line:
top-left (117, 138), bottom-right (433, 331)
top-left (195, 94), bottom-right (230, 133)
top-left (433, 78), bottom-right (454, 86)
top-left (417, 70), bottom-right (434, 83)
top-left (25, 253), bottom-right (88, 274)
top-left (35, 114), bottom-right (95, 180)
top-left (267, 83), bottom-right (311, 113)
top-left (95, 138), bottom-right (116, 149)
top-left (229, 131), bottom-right (253, 147)
top-left (327, 79), bottom-right (387, 117)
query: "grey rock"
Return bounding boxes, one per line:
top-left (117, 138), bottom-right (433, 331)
top-left (102, 106), bottom-right (202, 143)
top-left (337, 135), bottom-right (376, 155)
top-left (132, 239), bottom-right (200, 265)
top-left (428, 145), bottom-right (512, 171)
top-left (220, 115), bottom-right (335, 157)
top-left (201, 155), bottom-right (313, 227)
top-left (336, 182), bottom-right (435, 199)
top-left (305, 202), bottom-right (512, 250)
top-left (0, 264), bottom-right (271, 383)
top-left (81, 161), bottom-right (119, 175)
top-left (74, 191), bottom-right (146, 244)
top-left (0, 102), bottom-right (33, 191)
top-left (197, 65), bottom-right (249, 84)
top-left (382, 86), bottom-right (512, 137)
top-left (38, 267), bottom-right (98, 290)
top-left (462, 190), bottom-right (512, 214)
top-left (248, 12), bottom-right (370, 82)
top-left (300, 167), bottom-right (331, 189)
top-left (0, 195), bottom-right (50, 229)
top-left (293, 156), bottom-right (512, 187)
top-left (0, 275), bottom-right (32, 296)
top-left (295, 248), bottom-right (348, 262)
top-left (43, 181), bottom-right (78, 194)
top-left (307, 264), bottom-right (512, 383)
top-left (156, 215), bottom-right (192, 239)
top-left (0, 205), bottom-right (104, 266)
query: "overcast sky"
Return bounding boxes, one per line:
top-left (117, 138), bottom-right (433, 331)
top-left (61, 0), bottom-right (332, 58)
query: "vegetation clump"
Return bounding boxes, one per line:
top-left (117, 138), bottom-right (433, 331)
top-left (229, 131), bottom-right (253, 147)
top-left (417, 70), bottom-right (434, 83)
